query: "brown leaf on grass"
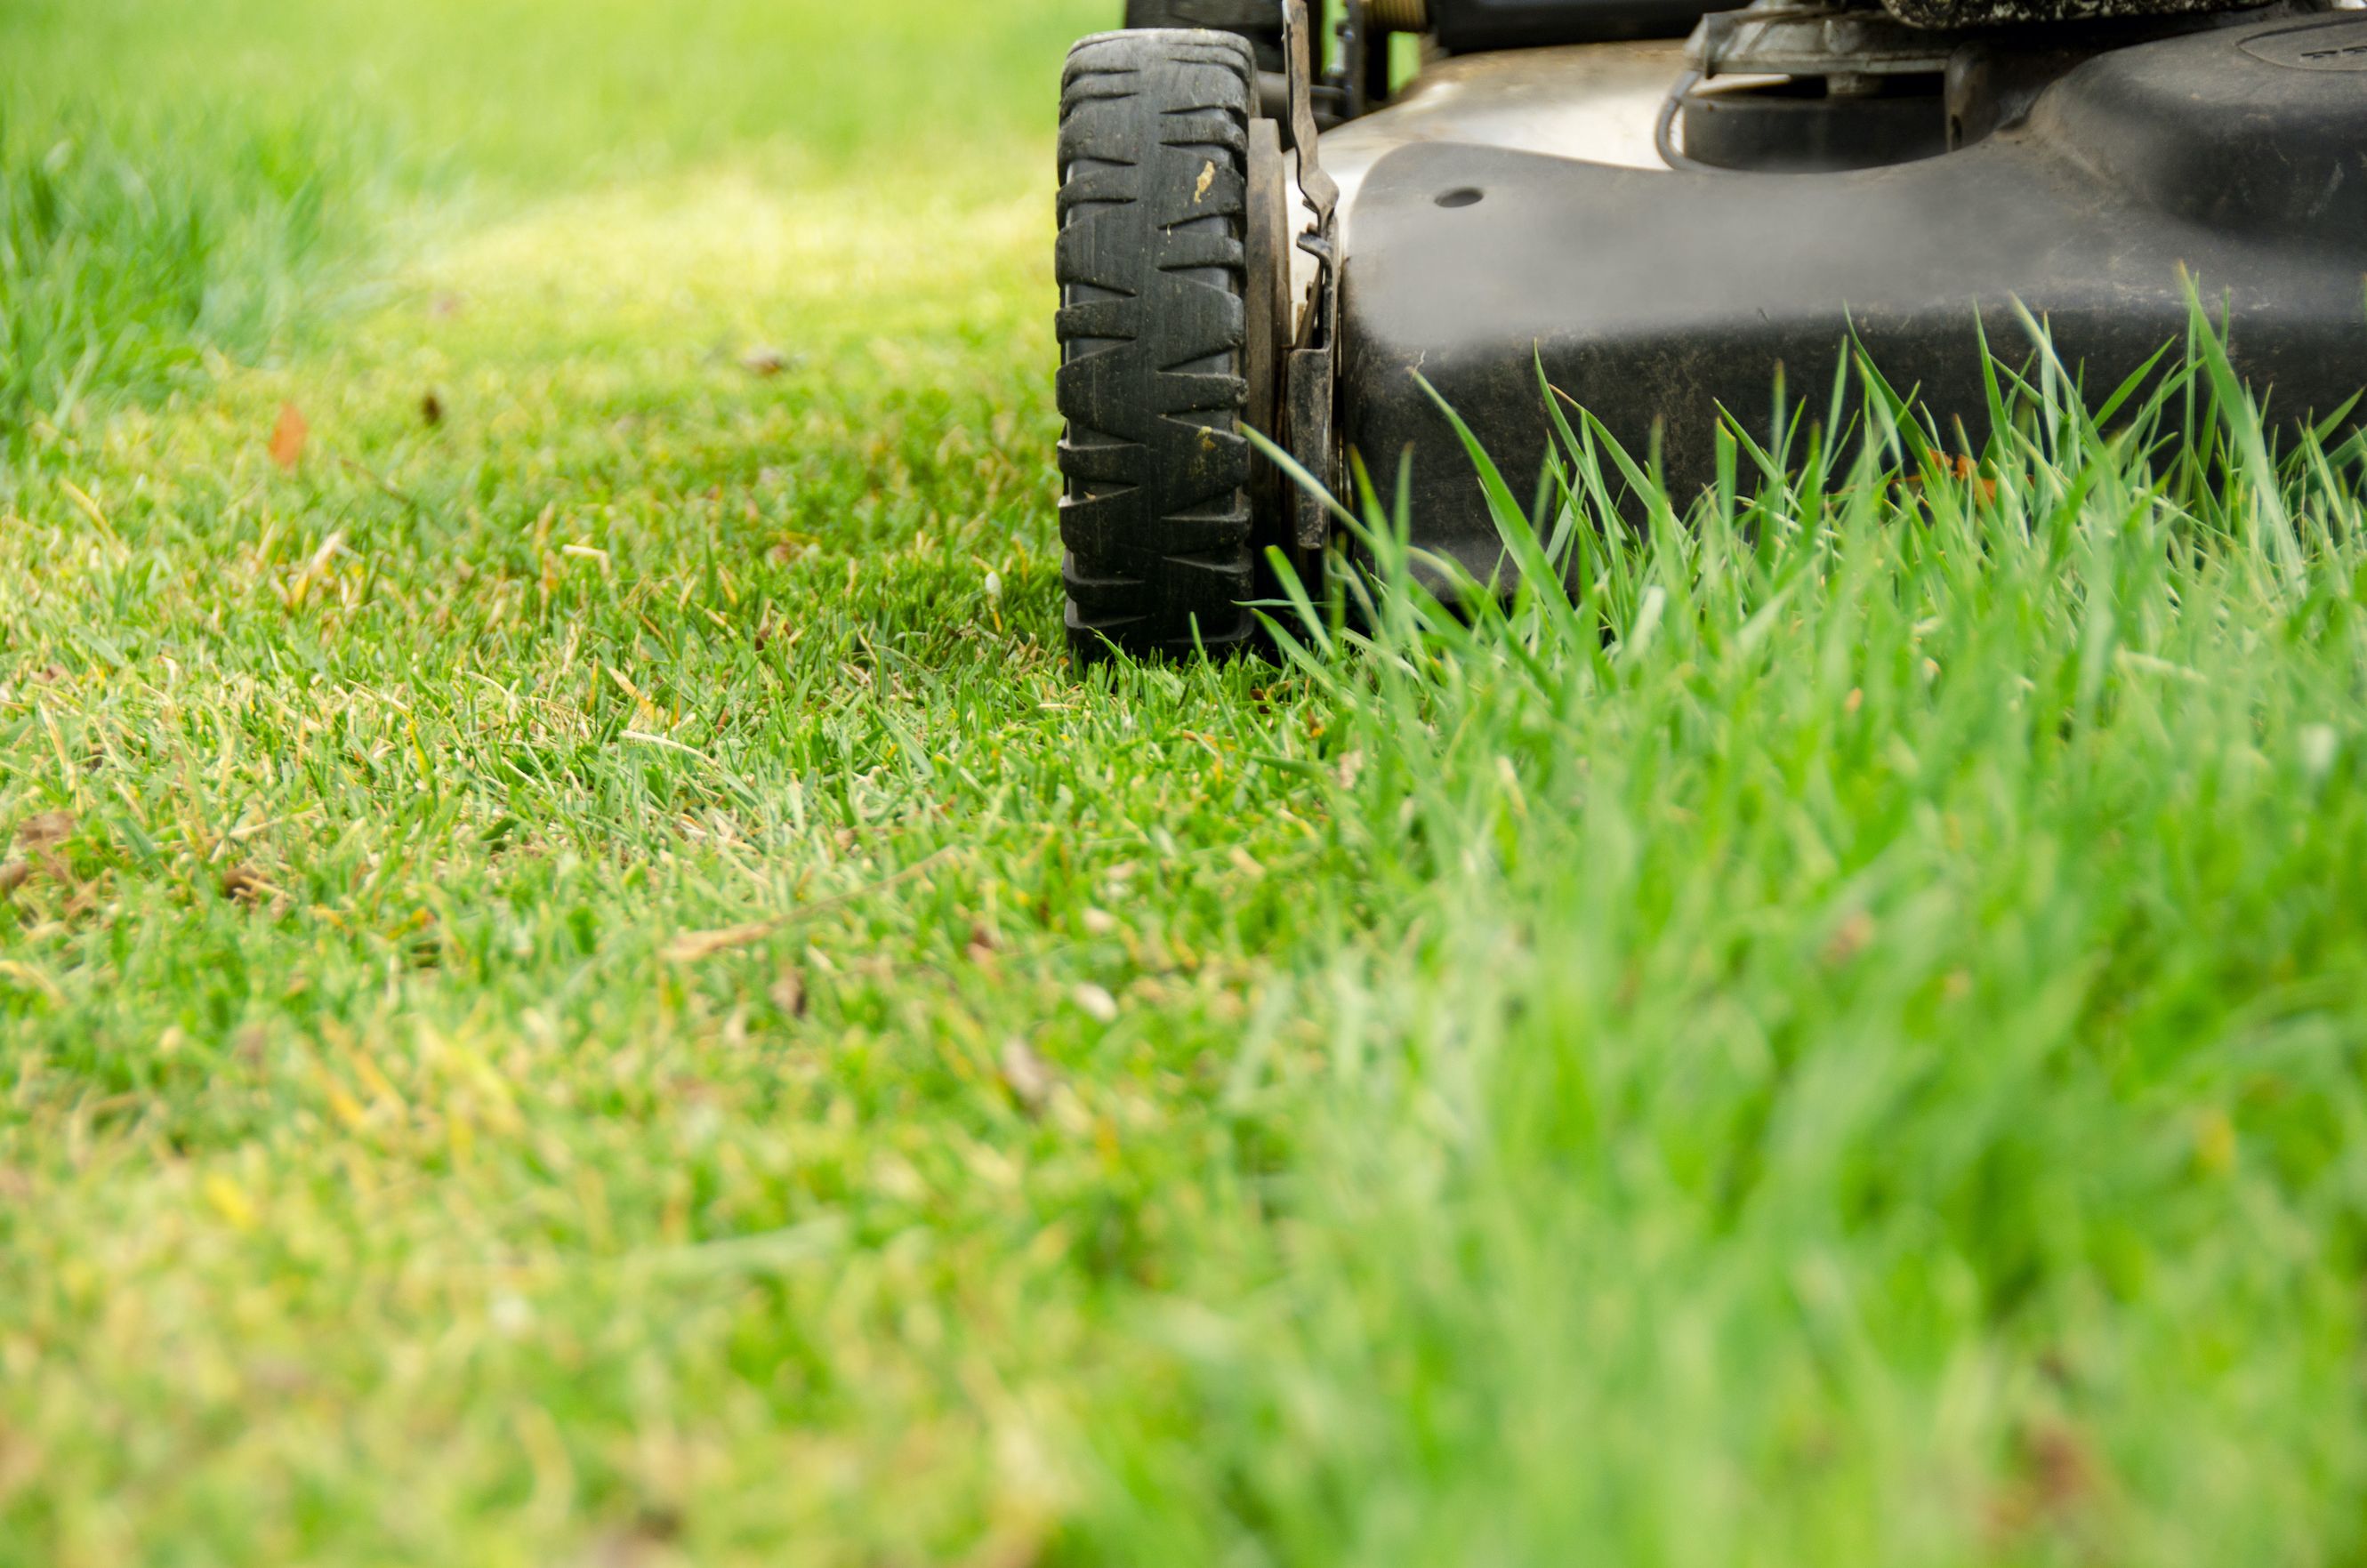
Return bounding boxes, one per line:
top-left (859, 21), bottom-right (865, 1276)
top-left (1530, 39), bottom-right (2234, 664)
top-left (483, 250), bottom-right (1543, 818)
top-left (1906, 453), bottom-right (1999, 504)
top-left (2, 812), bottom-right (76, 899)
top-left (421, 390), bottom-right (444, 428)
top-left (963, 1525), bottom-right (1050, 1568)
top-left (1986, 1417), bottom-right (2106, 1542)
top-left (241, 1355), bottom-right (313, 1396)
top-left (14, 812), bottom-right (73, 851)
top-left (669, 849), bottom-right (960, 969)
top-left (1000, 1039), bottom-right (1057, 1115)
top-left (1821, 911), bottom-right (1877, 966)
top-left (2025, 1420), bottom-right (2100, 1510)
top-left (1945, 454), bottom-right (2001, 503)
top-left (570, 1519), bottom-right (677, 1568)
top-left (738, 345), bottom-right (792, 377)
top-left (663, 922), bottom-right (777, 964)
top-left (269, 403), bottom-right (309, 470)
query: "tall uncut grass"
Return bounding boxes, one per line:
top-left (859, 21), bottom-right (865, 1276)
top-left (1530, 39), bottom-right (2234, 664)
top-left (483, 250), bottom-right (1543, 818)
top-left (1060, 326), bottom-right (2367, 1565)
top-left (0, 0), bottom-right (1091, 463)
top-left (0, 108), bottom-right (371, 440)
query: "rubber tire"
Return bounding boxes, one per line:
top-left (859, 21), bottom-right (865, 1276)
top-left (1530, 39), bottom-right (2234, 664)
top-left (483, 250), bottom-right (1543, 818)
top-left (1057, 29), bottom-right (1260, 663)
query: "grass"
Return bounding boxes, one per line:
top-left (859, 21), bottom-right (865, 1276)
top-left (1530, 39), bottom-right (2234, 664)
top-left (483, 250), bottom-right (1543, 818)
top-left (3, 2), bottom-right (2364, 1564)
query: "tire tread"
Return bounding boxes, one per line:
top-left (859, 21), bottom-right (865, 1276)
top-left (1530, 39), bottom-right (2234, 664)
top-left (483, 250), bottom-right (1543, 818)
top-left (1056, 28), bottom-right (1260, 662)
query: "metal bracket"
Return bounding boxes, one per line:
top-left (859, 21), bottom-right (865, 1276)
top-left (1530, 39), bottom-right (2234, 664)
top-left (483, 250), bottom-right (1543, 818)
top-left (1282, 1), bottom-right (1338, 223)
top-left (1278, 1), bottom-right (1341, 567)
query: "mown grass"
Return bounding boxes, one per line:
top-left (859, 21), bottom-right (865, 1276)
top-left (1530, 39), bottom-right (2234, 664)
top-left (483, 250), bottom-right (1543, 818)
top-left (4, 3), bottom-right (2365, 1565)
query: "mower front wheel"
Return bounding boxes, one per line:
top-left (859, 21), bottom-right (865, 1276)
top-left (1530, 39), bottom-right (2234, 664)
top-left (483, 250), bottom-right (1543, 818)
top-left (1055, 29), bottom-right (1284, 663)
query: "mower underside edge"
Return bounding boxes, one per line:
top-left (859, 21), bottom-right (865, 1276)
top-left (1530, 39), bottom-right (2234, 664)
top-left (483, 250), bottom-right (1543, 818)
top-left (1337, 13), bottom-right (2367, 581)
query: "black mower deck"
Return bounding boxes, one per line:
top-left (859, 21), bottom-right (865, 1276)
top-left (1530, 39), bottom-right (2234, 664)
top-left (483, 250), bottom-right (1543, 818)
top-left (1342, 14), bottom-right (2367, 579)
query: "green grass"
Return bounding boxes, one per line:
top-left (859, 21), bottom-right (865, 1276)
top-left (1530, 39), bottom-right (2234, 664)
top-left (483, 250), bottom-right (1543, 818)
top-left (4, 3), bottom-right (2365, 1564)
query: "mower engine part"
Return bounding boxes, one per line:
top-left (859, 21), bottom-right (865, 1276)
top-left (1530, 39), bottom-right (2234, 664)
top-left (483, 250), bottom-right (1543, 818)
top-left (1123, 0), bottom-right (1288, 69)
top-left (1676, 73), bottom-right (1950, 171)
top-left (1878, 0), bottom-right (2265, 32)
top-left (1366, 0), bottom-right (1435, 28)
top-left (1434, 0), bottom-right (1729, 48)
top-left (1670, 0), bottom-right (1970, 172)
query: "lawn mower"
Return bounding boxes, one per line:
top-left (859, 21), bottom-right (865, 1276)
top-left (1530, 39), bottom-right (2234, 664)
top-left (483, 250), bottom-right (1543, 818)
top-left (1053, 0), bottom-right (2367, 658)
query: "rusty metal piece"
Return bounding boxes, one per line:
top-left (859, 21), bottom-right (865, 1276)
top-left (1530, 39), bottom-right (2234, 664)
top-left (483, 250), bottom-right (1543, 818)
top-left (1283, 0), bottom-right (1340, 220)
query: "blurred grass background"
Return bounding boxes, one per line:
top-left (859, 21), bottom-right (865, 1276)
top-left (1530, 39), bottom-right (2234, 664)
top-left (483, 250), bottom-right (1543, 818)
top-left (4, 2), bottom-right (2365, 1566)
top-left (0, 0), bottom-right (1100, 446)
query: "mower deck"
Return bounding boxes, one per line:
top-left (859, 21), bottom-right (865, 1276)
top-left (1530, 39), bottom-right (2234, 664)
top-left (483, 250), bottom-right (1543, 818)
top-left (1337, 13), bottom-right (2367, 580)
top-left (1324, 40), bottom-right (1687, 200)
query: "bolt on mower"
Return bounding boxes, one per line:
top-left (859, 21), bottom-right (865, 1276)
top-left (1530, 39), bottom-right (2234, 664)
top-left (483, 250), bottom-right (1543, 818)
top-left (1052, 0), bottom-right (2367, 660)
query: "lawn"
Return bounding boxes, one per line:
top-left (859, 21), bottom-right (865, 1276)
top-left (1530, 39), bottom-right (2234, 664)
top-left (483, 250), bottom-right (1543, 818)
top-left (4, 2), bottom-right (2365, 1564)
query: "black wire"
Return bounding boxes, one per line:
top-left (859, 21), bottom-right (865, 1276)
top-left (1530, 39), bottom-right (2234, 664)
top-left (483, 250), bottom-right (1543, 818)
top-left (1654, 68), bottom-right (1720, 173)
